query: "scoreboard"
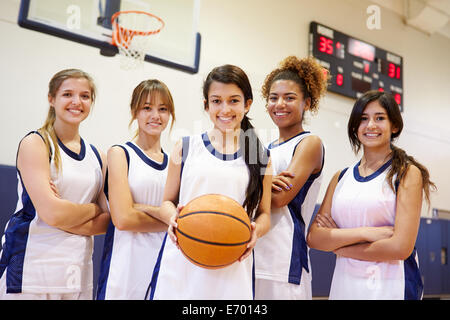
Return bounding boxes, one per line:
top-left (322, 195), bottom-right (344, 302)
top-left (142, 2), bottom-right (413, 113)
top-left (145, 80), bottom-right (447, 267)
top-left (309, 21), bottom-right (403, 111)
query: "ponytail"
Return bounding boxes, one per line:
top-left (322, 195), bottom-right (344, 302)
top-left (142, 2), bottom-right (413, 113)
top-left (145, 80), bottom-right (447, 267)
top-left (38, 107), bottom-right (61, 171)
top-left (388, 145), bottom-right (436, 206)
top-left (240, 115), bottom-right (269, 217)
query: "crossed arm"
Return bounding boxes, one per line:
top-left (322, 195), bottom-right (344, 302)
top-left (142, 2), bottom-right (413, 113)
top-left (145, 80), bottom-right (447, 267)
top-left (18, 133), bottom-right (110, 236)
top-left (306, 165), bottom-right (423, 261)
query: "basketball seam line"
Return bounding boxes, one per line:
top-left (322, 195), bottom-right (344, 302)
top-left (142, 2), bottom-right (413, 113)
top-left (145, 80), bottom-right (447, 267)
top-left (176, 228), bottom-right (250, 246)
top-left (178, 210), bottom-right (251, 231)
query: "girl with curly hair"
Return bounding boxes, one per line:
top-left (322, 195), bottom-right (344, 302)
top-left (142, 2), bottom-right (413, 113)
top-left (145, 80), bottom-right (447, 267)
top-left (254, 56), bottom-right (328, 299)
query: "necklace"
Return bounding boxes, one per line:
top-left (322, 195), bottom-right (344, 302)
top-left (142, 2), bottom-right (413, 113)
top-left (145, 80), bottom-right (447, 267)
top-left (359, 151), bottom-right (392, 177)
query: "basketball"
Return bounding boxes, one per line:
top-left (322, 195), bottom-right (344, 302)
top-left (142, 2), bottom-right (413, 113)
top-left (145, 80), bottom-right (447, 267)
top-left (175, 194), bottom-right (252, 269)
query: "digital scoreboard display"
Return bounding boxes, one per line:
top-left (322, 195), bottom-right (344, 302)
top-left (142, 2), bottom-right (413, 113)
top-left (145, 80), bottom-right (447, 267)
top-left (309, 21), bottom-right (404, 111)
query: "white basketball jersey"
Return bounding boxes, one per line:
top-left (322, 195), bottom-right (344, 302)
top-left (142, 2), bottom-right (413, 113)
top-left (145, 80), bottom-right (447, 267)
top-left (329, 160), bottom-right (423, 300)
top-left (254, 132), bottom-right (323, 291)
top-left (147, 133), bottom-right (254, 300)
top-left (0, 131), bottom-right (103, 294)
top-left (96, 142), bottom-right (167, 300)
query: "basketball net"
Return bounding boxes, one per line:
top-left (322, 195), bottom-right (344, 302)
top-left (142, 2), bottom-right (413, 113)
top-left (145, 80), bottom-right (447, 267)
top-left (111, 11), bottom-right (165, 70)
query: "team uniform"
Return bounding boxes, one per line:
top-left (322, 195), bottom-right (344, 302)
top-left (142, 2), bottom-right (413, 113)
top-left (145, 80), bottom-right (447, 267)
top-left (329, 159), bottom-right (423, 300)
top-left (147, 133), bottom-right (259, 300)
top-left (96, 141), bottom-right (167, 300)
top-left (254, 131), bottom-right (324, 300)
top-left (0, 131), bottom-right (103, 299)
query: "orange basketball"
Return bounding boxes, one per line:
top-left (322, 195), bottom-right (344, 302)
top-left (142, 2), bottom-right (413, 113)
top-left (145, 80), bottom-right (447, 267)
top-left (175, 194), bottom-right (251, 269)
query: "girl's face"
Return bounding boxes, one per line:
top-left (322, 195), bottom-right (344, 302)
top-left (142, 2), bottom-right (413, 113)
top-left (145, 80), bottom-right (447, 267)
top-left (357, 100), bottom-right (398, 150)
top-left (49, 77), bottom-right (93, 126)
top-left (136, 92), bottom-right (171, 137)
top-left (205, 81), bottom-right (251, 133)
top-left (266, 80), bottom-right (309, 129)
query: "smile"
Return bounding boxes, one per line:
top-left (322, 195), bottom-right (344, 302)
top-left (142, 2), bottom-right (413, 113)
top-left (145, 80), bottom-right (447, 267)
top-left (68, 108), bottom-right (82, 115)
top-left (364, 133), bottom-right (381, 137)
top-left (218, 116), bottom-right (234, 122)
top-left (273, 111), bottom-right (289, 116)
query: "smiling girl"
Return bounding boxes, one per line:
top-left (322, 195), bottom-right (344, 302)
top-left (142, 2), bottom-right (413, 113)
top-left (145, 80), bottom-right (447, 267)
top-left (146, 65), bottom-right (272, 300)
top-left (307, 90), bottom-right (436, 299)
top-left (96, 80), bottom-right (175, 300)
top-left (254, 56), bottom-right (328, 300)
top-left (0, 69), bottom-right (109, 300)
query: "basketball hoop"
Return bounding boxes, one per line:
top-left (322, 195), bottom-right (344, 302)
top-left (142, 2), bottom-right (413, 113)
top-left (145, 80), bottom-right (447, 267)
top-left (111, 10), bottom-right (165, 69)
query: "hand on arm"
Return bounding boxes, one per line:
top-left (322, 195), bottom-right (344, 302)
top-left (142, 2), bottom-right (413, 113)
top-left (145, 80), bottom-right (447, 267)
top-left (333, 165), bottom-right (423, 261)
top-left (271, 135), bottom-right (323, 209)
top-left (107, 146), bottom-right (167, 232)
top-left (17, 133), bottom-right (103, 229)
top-left (307, 171), bottom-right (393, 252)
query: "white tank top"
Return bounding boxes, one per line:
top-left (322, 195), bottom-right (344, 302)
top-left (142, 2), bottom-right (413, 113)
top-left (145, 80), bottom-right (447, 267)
top-left (329, 159), bottom-right (423, 300)
top-left (0, 131), bottom-right (103, 294)
top-left (147, 133), bottom-right (255, 300)
top-left (255, 132), bottom-right (323, 288)
top-left (96, 141), bottom-right (167, 300)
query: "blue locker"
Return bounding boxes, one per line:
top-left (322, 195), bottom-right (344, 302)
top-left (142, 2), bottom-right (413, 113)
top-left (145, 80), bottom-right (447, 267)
top-left (0, 165), bottom-right (18, 235)
top-left (417, 218), bottom-right (443, 295)
top-left (442, 219), bottom-right (450, 294)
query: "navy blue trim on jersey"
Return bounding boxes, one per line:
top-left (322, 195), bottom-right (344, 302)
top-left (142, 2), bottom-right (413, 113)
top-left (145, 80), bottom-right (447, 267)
top-left (96, 221), bottom-right (116, 300)
top-left (353, 158), bottom-right (392, 182)
top-left (338, 168), bottom-right (349, 182)
top-left (125, 142), bottom-right (168, 170)
top-left (404, 248), bottom-right (423, 300)
top-left (0, 172), bottom-right (36, 293)
top-left (57, 136), bottom-right (86, 161)
top-left (202, 132), bottom-right (241, 161)
top-left (252, 252), bottom-right (255, 299)
top-left (267, 131), bottom-right (310, 149)
top-left (147, 233), bottom-right (168, 300)
top-left (90, 144), bottom-right (103, 169)
top-left (181, 136), bottom-right (190, 179)
top-left (286, 171), bottom-right (319, 284)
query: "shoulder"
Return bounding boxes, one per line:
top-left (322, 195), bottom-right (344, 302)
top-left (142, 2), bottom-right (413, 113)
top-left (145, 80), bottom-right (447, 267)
top-left (400, 164), bottom-right (422, 189)
top-left (18, 131), bottom-right (48, 158)
top-left (295, 134), bottom-right (323, 152)
top-left (107, 144), bottom-right (130, 166)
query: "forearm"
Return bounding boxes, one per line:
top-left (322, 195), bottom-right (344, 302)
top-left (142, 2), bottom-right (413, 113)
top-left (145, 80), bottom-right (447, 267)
top-left (335, 237), bottom-right (412, 261)
top-left (159, 201), bottom-right (178, 225)
top-left (253, 211), bottom-right (271, 238)
top-left (42, 200), bottom-right (102, 229)
top-left (111, 205), bottom-right (168, 233)
top-left (134, 203), bottom-right (170, 227)
top-left (307, 225), bottom-right (369, 252)
top-left (61, 212), bottom-right (111, 236)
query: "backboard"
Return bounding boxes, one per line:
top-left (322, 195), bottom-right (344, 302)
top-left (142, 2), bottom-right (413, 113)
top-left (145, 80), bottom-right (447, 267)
top-left (18, 0), bottom-right (201, 73)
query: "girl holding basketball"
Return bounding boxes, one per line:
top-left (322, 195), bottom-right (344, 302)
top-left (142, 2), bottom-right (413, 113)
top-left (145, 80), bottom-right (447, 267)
top-left (253, 56), bottom-right (328, 300)
top-left (307, 90), bottom-right (435, 299)
top-left (0, 69), bottom-right (110, 300)
top-left (147, 65), bottom-right (272, 300)
top-left (96, 79), bottom-right (175, 300)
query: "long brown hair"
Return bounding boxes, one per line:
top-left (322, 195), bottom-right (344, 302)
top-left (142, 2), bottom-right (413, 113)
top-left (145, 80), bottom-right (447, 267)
top-left (347, 90), bottom-right (436, 205)
top-left (39, 69), bottom-right (96, 172)
top-left (203, 64), bottom-right (269, 217)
